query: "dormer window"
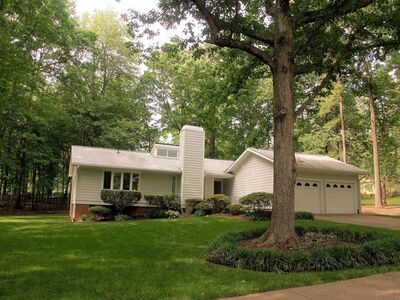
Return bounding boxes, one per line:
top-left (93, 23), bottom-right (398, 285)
top-left (156, 148), bottom-right (178, 158)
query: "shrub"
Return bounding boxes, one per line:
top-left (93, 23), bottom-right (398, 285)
top-left (114, 214), bottom-right (129, 222)
top-left (88, 206), bottom-right (111, 219)
top-left (206, 194), bottom-right (231, 213)
top-left (145, 194), bottom-right (181, 219)
top-left (206, 226), bottom-right (400, 272)
top-left (246, 210), bottom-right (272, 221)
top-left (228, 203), bottom-right (243, 215)
top-left (239, 192), bottom-right (273, 211)
top-left (185, 198), bottom-right (203, 214)
top-left (80, 214), bottom-right (95, 222)
top-left (295, 211), bottom-right (314, 220)
top-left (195, 201), bottom-right (213, 216)
top-left (100, 190), bottom-right (142, 212)
top-left (154, 209), bottom-right (181, 219)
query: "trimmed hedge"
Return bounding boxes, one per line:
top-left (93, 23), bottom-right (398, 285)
top-left (206, 226), bottom-right (400, 272)
top-left (185, 198), bottom-right (203, 214)
top-left (239, 192), bottom-right (273, 211)
top-left (246, 211), bottom-right (314, 221)
top-left (195, 201), bottom-right (213, 216)
top-left (144, 194), bottom-right (181, 211)
top-left (206, 194), bottom-right (231, 213)
top-left (228, 204), bottom-right (243, 215)
top-left (100, 190), bottom-right (141, 212)
top-left (88, 206), bottom-right (111, 218)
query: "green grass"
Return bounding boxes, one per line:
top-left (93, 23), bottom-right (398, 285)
top-left (362, 196), bottom-right (400, 206)
top-left (1, 215), bottom-right (400, 300)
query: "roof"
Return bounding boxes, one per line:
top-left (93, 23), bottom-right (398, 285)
top-left (226, 148), bottom-right (368, 175)
top-left (69, 146), bottom-right (233, 177)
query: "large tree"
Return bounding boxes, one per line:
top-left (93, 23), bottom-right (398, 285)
top-left (128, 0), bottom-right (400, 245)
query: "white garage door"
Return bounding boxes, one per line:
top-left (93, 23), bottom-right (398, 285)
top-left (295, 180), bottom-right (322, 214)
top-left (325, 182), bottom-right (356, 214)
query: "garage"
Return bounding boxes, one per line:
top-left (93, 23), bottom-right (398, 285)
top-left (295, 180), bottom-right (322, 214)
top-left (325, 181), bottom-right (357, 213)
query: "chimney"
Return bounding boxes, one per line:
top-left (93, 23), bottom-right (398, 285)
top-left (179, 125), bottom-right (205, 204)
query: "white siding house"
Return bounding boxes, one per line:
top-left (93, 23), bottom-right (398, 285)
top-left (69, 125), bottom-right (368, 221)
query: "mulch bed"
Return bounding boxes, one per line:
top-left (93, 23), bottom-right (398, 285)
top-left (239, 232), bottom-right (358, 252)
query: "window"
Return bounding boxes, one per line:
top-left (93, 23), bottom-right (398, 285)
top-left (103, 171), bottom-right (140, 191)
top-left (157, 148), bottom-right (178, 158)
top-left (123, 173), bottom-right (130, 190)
top-left (296, 182), bottom-right (302, 186)
top-left (103, 171), bottom-right (112, 189)
top-left (313, 183), bottom-right (318, 187)
top-left (340, 184), bottom-right (345, 188)
top-left (326, 184), bottom-right (331, 188)
top-left (305, 182), bottom-right (310, 186)
top-left (113, 172), bottom-right (121, 190)
top-left (171, 176), bottom-right (177, 193)
top-left (157, 148), bottom-right (167, 157)
top-left (347, 185), bottom-right (352, 189)
top-left (333, 184), bottom-right (338, 188)
top-left (131, 173), bottom-right (139, 191)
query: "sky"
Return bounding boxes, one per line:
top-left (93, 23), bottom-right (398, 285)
top-left (74, 0), bottom-right (182, 46)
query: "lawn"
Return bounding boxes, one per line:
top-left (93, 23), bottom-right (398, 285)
top-left (1, 215), bottom-right (400, 300)
top-left (362, 196), bottom-right (400, 206)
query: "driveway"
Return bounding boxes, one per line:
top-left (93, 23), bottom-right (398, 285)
top-left (315, 214), bottom-right (400, 230)
top-left (221, 272), bottom-right (400, 300)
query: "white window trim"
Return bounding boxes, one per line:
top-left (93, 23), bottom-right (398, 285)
top-left (102, 170), bottom-right (141, 192)
top-left (171, 175), bottom-right (178, 193)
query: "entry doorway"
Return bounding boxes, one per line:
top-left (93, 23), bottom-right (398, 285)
top-left (214, 180), bottom-right (223, 194)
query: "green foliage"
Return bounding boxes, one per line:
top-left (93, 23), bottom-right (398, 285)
top-left (100, 190), bottom-right (141, 212)
top-left (206, 194), bottom-right (230, 213)
top-left (185, 198), bottom-right (203, 214)
top-left (246, 210), bottom-right (272, 221)
top-left (80, 214), bottom-right (96, 222)
top-left (206, 226), bottom-right (400, 272)
top-left (88, 206), bottom-right (112, 218)
top-left (114, 214), bottom-right (129, 222)
top-left (195, 202), bottom-right (214, 216)
top-left (153, 209), bottom-right (181, 219)
top-left (295, 211), bottom-right (315, 220)
top-left (144, 194), bottom-right (181, 217)
top-left (239, 193), bottom-right (273, 211)
top-left (227, 203), bottom-right (243, 215)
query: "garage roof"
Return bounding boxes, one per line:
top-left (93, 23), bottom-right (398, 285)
top-left (226, 148), bottom-right (368, 175)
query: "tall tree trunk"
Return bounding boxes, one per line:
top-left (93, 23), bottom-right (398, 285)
top-left (365, 62), bottom-right (383, 208)
top-left (339, 85), bottom-right (347, 163)
top-left (258, 1), bottom-right (297, 245)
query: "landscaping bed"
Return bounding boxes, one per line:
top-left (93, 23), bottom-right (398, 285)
top-left (207, 225), bottom-right (400, 272)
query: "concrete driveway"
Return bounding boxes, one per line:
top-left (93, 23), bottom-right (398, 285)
top-left (315, 214), bottom-right (400, 230)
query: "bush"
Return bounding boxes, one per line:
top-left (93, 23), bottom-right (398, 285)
top-left (80, 214), bottom-right (95, 222)
top-left (239, 192), bottom-right (273, 211)
top-left (206, 225), bottom-right (400, 272)
top-left (206, 194), bottom-right (231, 213)
top-left (295, 211), bottom-right (314, 220)
top-left (114, 214), bottom-right (129, 222)
top-left (145, 194), bottom-right (181, 219)
top-left (100, 190), bottom-right (142, 212)
top-left (246, 210), bottom-right (272, 221)
top-left (195, 201), bottom-right (213, 216)
top-left (154, 209), bottom-right (181, 219)
top-left (185, 198), bottom-right (203, 214)
top-left (88, 206), bottom-right (111, 219)
top-left (228, 203), bottom-right (243, 215)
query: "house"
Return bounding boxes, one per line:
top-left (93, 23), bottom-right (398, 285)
top-left (68, 125), bottom-right (368, 221)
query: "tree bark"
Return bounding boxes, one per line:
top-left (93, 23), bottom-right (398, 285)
top-left (365, 62), bottom-right (383, 208)
top-left (257, 1), bottom-right (297, 245)
top-left (339, 85), bottom-right (347, 163)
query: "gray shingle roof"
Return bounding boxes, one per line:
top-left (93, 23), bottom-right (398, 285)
top-left (249, 148), bottom-right (368, 175)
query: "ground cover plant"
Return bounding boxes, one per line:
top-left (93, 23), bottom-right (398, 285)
top-left (1, 215), bottom-right (400, 300)
top-left (206, 225), bottom-right (400, 272)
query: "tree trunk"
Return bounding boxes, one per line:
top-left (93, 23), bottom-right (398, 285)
top-left (382, 181), bottom-right (387, 206)
top-left (258, 1), bottom-right (297, 245)
top-left (365, 62), bottom-right (383, 208)
top-left (339, 86), bottom-right (347, 163)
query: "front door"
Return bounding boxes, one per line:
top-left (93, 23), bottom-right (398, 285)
top-left (214, 180), bottom-right (222, 194)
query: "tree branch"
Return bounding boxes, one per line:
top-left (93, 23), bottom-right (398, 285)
top-left (210, 37), bottom-right (274, 67)
top-left (295, 0), bottom-right (374, 27)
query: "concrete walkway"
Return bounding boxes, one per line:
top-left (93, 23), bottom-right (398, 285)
top-left (315, 214), bottom-right (400, 230)
top-left (222, 272), bottom-right (400, 299)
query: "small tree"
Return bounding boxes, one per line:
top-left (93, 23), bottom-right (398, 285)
top-left (100, 190), bottom-right (141, 213)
